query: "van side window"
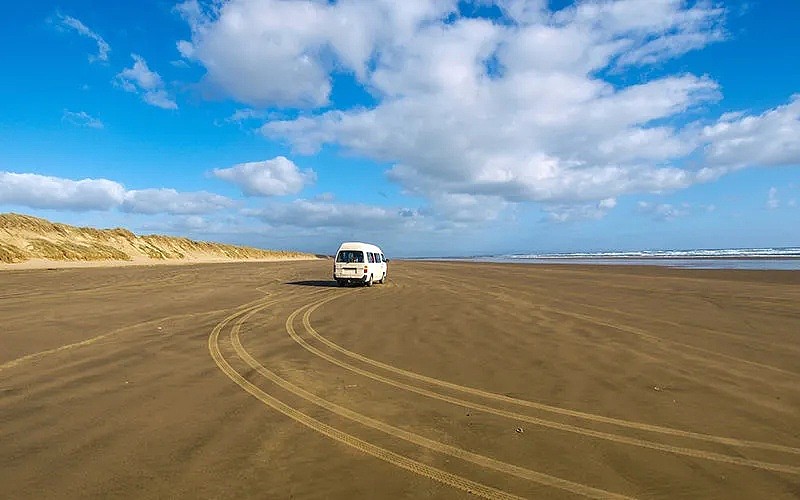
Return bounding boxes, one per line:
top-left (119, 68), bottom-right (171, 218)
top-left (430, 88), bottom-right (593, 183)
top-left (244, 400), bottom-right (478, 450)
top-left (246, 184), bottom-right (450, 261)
top-left (380, 254), bottom-right (385, 262)
top-left (368, 252), bottom-right (375, 263)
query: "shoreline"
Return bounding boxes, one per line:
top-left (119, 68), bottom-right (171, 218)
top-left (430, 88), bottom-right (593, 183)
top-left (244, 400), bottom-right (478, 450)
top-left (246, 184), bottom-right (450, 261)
top-left (416, 256), bottom-right (800, 271)
top-left (5, 254), bottom-right (800, 272)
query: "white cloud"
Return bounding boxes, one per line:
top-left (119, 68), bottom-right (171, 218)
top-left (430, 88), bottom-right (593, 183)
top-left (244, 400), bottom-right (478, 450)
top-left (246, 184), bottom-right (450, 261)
top-left (0, 172), bottom-right (124, 211)
top-left (702, 95), bottom-right (800, 169)
top-left (116, 55), bottom-right (178, 109)
top-left (178, 1), bottom-right (797, 224)
top-left (244, 199), bottom-right (420, 229)
top-left (233, 0), bottom-right (724, 214)
top-left (177, 0), bottom-right (464, 107)
top-left (545, 198), bottom-right (617, 223)
top-left (602, 0), bottom-right (726, 67)
top-left (62, 110), bottom-right (103, 129)
top-left (422, 193), bottom-right (510, 224)
top-left (598, 197), bottom-right (618, 210)
top-left (179, 215), bottom-right (210, 231)
top-left (212, 157), bottom-right (316, 196)
top-left (57, 14), bottom-right (110, 62)
top-left (142, 89), bottom-right (178, 110)
top-left (121, 189), bottom-right (233, 214)
top-left (0, 171), bottom-right (233, 215)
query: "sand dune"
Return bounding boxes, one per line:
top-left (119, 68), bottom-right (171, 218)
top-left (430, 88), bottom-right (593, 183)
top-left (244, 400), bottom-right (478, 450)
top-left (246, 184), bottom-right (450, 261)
top-left (0, 213), bottom-right (316, 267)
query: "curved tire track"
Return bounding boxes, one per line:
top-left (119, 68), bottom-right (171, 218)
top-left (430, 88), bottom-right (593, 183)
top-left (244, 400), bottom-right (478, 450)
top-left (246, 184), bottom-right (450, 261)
top-left (208, 294), bottom-right (529, 500)
top-left (229, 301), bottom-right (631, 498)
top-left (294, 294), bottom-right (800, 472)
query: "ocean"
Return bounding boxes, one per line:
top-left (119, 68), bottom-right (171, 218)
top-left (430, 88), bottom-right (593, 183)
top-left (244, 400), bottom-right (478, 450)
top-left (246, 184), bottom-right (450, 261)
top-left (431, 248), bottom-right (800, 270)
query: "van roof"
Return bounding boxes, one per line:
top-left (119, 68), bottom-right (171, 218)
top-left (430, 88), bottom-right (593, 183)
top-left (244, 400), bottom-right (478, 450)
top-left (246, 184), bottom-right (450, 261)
top-left (337, 241), bottom-right (382, 252)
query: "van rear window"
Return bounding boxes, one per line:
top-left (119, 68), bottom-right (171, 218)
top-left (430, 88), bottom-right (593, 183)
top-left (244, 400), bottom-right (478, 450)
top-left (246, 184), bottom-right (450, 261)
top-left (337, 251), bottom-right (364, 263)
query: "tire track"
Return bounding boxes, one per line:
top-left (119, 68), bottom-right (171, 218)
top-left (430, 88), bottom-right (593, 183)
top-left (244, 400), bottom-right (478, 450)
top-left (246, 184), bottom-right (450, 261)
top-left (0, 282), bottom-right (282, 375)
top-left (208, 293), bottom-right (527, 500)
top-left (230, 300), bottom-right (632, 499)
top-left (294, 294), bottom-right (800, 472)
top-left (0, 306), bottom-right (237, 374)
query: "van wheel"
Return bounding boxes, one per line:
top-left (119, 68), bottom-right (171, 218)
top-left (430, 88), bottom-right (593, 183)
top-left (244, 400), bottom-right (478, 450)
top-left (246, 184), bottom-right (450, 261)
top-left (379, 273), bottom-right (386, 284)
top-left (365, 275), bottom-right (373, 287)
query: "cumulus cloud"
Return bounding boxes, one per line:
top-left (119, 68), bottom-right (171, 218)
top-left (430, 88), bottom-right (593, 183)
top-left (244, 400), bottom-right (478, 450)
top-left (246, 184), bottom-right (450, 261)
top-left (240, 1), bottom-right (724, 208)
top-left (57, 14), bottom-right (110, 62)
top-left (0, 172), bottom-right (124, 211)
top-left (212, 157), bottom-right (316, 196)
top-left (62, 110), bottom-right (103, 129)
top-left (701, 95), bottom-right (800, 169)
top-left (0, 171), bottom-right (232, 214)
top-left (121, 189), bottom-right (233, 214)
top-left (176, 0), bottom-right (410, 107)
top-left (116, 55), bottom-right (177, 109)
top-left (177, 1), bottom-right (799, 224)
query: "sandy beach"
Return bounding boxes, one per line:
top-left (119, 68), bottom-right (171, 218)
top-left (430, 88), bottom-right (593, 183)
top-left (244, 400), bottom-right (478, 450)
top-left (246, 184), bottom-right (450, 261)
top-left (1, 259), bottom-right (799, 498)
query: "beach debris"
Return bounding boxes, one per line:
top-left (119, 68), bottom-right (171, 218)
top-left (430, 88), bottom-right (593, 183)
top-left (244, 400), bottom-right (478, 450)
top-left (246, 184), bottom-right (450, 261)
top-left (345, 384), bottom-right (358, 388)
top-left (653, 386), bottom-right (662, 391)
top-left (515, 427), bottom-right (524, 434)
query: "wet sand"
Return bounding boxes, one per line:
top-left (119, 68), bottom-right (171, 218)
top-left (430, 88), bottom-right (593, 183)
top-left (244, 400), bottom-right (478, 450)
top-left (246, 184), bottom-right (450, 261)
top-left (1, 260), bottom-right (799, 498)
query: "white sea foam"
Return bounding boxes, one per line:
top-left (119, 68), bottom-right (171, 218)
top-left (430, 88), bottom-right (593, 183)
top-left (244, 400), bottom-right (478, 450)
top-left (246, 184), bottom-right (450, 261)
top-left (501, 247), bottom-right (800, 260)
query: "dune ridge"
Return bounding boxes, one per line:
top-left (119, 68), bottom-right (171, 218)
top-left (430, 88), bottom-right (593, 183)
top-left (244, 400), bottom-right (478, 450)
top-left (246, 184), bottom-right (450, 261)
top-left (0, 213), bottom-right (314, 265)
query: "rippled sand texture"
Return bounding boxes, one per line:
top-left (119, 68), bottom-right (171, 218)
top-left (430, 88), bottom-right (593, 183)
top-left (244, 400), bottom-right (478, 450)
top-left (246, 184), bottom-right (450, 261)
top-left (2, 260), bottom-right (799, 499)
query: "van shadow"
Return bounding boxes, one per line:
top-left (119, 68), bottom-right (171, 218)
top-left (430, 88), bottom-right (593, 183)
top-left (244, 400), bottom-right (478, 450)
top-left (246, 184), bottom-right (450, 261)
top-left (285, 280), bottom-right (341, 288)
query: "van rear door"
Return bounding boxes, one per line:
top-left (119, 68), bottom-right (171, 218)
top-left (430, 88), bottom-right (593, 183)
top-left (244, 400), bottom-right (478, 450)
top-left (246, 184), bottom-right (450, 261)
top-left (335, 250), bottom-right (365, 278)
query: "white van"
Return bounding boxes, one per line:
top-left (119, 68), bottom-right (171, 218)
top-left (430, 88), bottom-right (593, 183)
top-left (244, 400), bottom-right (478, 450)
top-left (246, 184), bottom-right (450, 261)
top-left (333, 242), bottom-right (387, 287)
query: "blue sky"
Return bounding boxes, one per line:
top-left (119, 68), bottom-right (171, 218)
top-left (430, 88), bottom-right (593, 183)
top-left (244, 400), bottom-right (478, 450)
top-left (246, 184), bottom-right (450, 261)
top-left (1, 0), bottom-right (798, 257)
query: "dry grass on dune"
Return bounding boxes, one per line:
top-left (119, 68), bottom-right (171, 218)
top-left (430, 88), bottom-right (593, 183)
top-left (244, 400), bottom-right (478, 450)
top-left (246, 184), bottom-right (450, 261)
top-left (0, 213), bottom-right (313, 264)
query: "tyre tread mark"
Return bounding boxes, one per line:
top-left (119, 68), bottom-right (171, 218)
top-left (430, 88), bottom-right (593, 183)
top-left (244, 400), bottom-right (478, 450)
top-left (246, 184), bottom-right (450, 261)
top-left (209, 296), bottom-right (523, 500)
top-left (300, 296), bottom-right (800, 465)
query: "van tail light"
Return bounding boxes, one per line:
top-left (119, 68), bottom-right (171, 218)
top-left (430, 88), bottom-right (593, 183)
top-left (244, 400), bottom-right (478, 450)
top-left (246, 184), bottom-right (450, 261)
top-left (363, 266), bottom-right (368, 273)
